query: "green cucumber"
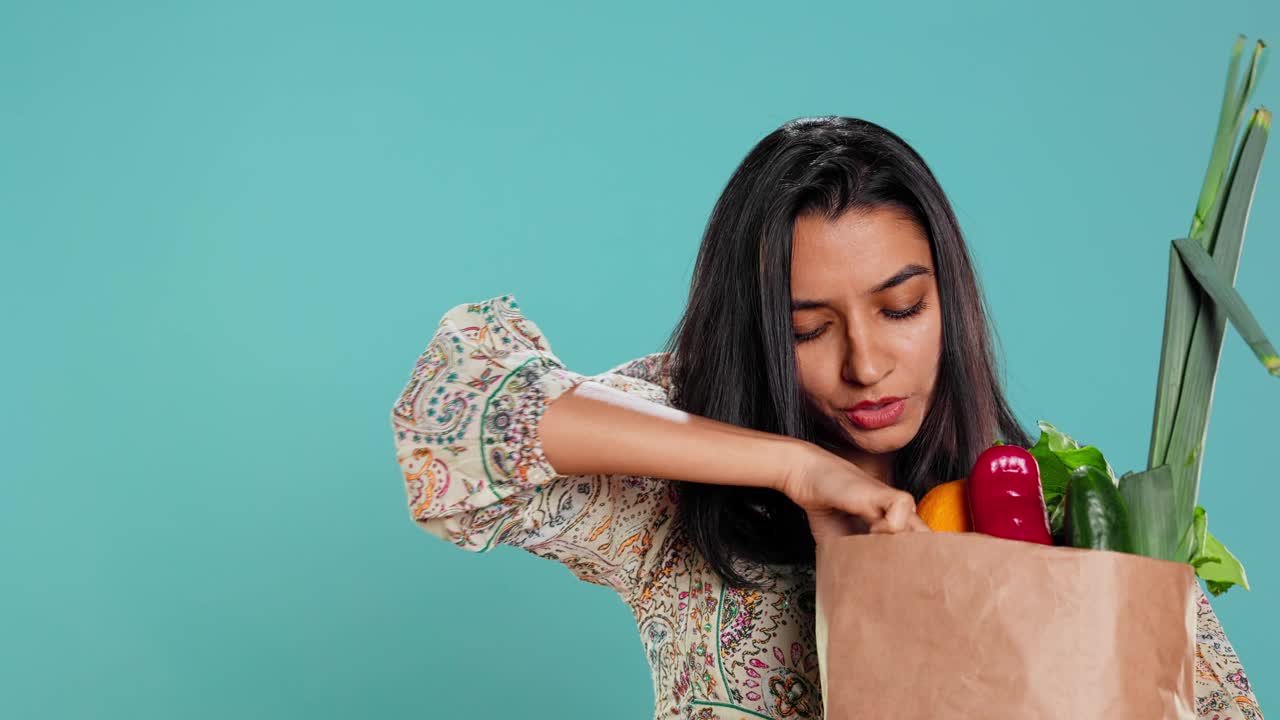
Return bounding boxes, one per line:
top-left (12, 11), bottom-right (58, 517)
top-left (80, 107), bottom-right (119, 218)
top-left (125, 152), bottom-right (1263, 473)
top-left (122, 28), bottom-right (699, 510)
top-left (1065, 465), bottom-right (1134, 553)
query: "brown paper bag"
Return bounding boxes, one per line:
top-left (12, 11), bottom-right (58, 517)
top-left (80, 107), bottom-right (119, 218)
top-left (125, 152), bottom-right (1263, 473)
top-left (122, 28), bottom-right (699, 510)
top-left (815, 531), bottom-right (1196, 719)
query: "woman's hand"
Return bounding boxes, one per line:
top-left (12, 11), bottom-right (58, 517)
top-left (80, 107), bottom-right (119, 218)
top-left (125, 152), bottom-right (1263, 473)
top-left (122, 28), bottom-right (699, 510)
top-left (780, 443), bottom-right (931, 545)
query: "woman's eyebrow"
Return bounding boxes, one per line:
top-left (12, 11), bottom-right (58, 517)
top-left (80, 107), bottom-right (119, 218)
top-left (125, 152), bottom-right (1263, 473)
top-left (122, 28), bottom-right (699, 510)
top-left (791, 264), bottom-right (932, 310)
top-left (869, 263), bottom-right (931, 294)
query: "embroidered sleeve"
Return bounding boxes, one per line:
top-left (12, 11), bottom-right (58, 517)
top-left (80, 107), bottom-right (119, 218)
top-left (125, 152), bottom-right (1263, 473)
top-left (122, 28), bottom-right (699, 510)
top-left (389, 293), bottom-right (678, 597)
top-left (1193, 583), bottom-right (1263, 719)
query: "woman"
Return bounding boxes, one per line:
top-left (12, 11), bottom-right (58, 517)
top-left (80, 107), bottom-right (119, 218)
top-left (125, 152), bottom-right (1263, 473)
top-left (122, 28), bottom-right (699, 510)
top-left (390, 116), bottom-right (1261, 719)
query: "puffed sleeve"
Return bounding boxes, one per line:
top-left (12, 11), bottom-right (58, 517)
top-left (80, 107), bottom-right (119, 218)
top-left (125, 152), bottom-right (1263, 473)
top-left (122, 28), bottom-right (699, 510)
top-left (389, 293), bottom-right (679, 600)
top-left (1193, 584), bottom-right (1264, 719)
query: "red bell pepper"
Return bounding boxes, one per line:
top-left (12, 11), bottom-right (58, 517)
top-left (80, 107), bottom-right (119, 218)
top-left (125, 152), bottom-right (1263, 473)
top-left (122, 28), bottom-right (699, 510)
top-left (967, 444), bottom-right (1053, 545)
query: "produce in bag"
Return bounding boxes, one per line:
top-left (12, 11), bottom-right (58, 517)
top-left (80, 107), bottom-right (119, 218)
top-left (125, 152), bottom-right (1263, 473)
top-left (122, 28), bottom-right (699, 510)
top-left (819, 36), bottom-right (1274, 719)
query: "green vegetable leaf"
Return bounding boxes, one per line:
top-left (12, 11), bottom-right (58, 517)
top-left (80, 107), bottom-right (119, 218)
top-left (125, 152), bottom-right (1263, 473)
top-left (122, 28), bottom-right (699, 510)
top-left (1186, 506), bottom-right (1250, 596)
top-left (1029, 421), bottom-right (1073, 497)
top-left (1048, 498), bottom-right (1068, 541)
top-left (1198, 532), bottom-right (1249, 596)
top-left (1028, 426), bottom-right (1072, 528)
top-left (1206, 580), bottom-right (1233, 596)
top-left (1028, 420), bottom-right (1117, 504)
top-left (1185, 506), bottom-right (1211, 565)
top-left (1028, 421), bottom-right (1121, 539)
top-left (1029, 439), bottom-right (1071, 503)
top-left (1056, 446), bottom-right (1118, 484)
top-left (1172, 236), bottom-right (1280, 377)
top-left (1160, 108), bottom-right (1270, 527)
top-left (1118, 465), bottom-right (1182, 561)
top-left (1036, 420), bottom-right (1080, 453)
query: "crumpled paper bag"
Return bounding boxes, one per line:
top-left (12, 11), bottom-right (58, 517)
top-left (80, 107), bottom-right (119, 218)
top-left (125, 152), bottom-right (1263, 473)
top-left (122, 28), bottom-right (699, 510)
top-left (815, 531), bottom-right (1196, 719)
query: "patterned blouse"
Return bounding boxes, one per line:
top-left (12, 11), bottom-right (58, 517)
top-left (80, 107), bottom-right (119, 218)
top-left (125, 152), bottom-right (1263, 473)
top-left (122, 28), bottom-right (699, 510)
top-left (390, 293), bottom-right (1263, 720)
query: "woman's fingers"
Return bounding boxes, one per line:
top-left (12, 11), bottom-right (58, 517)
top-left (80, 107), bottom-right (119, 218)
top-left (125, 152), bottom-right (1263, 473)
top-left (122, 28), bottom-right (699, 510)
top-left (872, 492), bottom-right (912, 533)
top-left (870, 510), bottom-right (933, 534)
top-left (806, 510), bottom-right (846, 546)
top-left (887, 493), bottom-right (916, 531)
top-left (865, 491), bottom-right (922, 534)
top-left (807, 508), bottom-right (872, 545)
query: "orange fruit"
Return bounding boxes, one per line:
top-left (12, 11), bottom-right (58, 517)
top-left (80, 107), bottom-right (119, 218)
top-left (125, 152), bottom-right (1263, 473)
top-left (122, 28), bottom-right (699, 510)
top-left (917, 478), bottom-right (972, 532)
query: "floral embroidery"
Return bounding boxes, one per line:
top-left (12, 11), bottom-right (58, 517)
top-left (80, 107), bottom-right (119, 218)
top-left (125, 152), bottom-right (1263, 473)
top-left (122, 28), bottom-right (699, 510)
top-left (1229, 670), bottom-right (1253, 694)
top-left (719, 587), bottom-right (764, 660)
top-left (392, 294), bottom-right (1264, 720)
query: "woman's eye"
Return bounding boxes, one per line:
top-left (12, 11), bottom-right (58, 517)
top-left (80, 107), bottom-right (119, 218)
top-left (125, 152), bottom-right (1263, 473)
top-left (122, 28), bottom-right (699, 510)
top-left (795, 300), bottom-right (927, 342)
top-left (883, 298), bottom-right (928, 321)
top-left (793, 326), bottom-right (825, 343)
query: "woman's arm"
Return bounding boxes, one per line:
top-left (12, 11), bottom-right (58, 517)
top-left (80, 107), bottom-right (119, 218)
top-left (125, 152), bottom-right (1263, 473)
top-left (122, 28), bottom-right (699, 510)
top-left (540, 379), bottom-right (803, 488)
top-left (540, 379), bottom-right (926, 539)
top-left (393, 292), bottom-right (919, 593)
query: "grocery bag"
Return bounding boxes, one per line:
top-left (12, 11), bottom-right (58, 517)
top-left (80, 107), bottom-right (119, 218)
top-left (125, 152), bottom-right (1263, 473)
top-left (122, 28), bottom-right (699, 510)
top-left (815, 531), bottom-right (1197, 719)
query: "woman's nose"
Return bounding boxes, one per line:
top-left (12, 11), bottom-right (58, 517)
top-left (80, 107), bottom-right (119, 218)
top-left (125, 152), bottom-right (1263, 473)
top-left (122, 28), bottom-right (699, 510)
top-left (841, 323), bottom-right (892, 387)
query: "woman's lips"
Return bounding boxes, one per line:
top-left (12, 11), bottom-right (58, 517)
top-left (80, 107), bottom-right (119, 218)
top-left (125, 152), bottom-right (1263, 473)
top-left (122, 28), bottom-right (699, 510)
top-left (844, 398), bottom-right (907, 429)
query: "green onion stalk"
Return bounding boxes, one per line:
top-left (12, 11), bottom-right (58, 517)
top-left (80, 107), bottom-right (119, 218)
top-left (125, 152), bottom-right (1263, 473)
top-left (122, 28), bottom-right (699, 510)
top-left (1027, 36), bottom-right (1275, 596)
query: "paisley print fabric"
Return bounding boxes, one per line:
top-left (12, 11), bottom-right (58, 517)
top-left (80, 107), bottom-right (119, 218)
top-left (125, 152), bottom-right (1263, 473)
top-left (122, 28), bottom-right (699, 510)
top-left (390, 294), bottom-right (1263, 720)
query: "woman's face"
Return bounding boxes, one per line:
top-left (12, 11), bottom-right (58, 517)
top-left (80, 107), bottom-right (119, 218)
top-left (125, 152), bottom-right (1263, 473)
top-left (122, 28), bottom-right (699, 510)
top-left (790, 205), bottom-right (943, 471)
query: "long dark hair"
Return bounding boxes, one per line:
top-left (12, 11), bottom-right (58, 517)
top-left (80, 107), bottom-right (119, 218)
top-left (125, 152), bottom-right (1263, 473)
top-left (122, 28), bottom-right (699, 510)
top-left (658, 116), bottom-right (1033, 589)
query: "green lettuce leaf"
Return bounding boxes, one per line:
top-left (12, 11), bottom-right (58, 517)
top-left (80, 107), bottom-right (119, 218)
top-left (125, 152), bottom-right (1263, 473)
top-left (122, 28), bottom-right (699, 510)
top-left (1027, 421), bottom-right (1118, 536)
top-left (1186, 505), bottom-right (1250, 596)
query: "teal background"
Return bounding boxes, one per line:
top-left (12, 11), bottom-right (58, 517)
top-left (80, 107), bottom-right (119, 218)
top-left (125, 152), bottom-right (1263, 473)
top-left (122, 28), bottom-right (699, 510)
top-left (2, 1), bottom-right (1276, 717)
